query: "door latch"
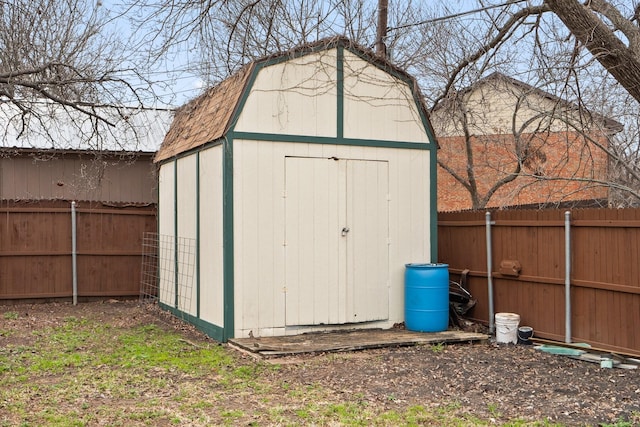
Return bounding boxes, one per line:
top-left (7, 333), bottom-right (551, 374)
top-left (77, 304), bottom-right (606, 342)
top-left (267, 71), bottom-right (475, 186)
top-left (341, 227), bottom-right (350, 236)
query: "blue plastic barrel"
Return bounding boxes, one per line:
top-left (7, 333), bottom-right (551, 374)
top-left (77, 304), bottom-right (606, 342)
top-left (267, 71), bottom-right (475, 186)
top-left (405, 263), bottom-right (449, 332)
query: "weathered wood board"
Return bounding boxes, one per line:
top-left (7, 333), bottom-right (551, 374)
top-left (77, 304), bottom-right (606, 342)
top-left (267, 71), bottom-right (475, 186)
top-left (229, 329), bottom-right (489, 357)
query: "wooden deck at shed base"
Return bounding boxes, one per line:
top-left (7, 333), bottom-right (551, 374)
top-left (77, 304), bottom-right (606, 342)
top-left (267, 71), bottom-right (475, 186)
top-left (228, 329), bottom-right (489, 357)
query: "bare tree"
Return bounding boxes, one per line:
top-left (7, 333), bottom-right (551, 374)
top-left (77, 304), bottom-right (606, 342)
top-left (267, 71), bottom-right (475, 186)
top-left (546, 0), bottom-right (640, 104)
top-left (131, 0), bottom-right (434, 87)
top-left (422, 1), bottom-right (640, 208)
top-left (0, 0), bottom-right (156, 148)
top-left (129, 0), bottom-right (640, 205)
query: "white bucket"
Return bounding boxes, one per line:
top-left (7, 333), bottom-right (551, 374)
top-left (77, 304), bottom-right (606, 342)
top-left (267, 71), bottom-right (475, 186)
top-left (495, 312), bottom-right (520, 344)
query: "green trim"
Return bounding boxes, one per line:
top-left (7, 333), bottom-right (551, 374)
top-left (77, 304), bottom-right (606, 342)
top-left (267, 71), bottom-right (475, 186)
top-left (230, 131), bottom-right (432, 150)
top-left (196, 152), bottom-right (201, 318)
top-left (155, 140), bottom-right (224, 168)
top-left (159, 302), bottom-right (224, 342)
top-left (337, 45), bottom-right (344, 140)
top-left (155, 163), bottom-right (161, 294)
top-left (222, 136), bottom-right (235, 341)
top-left (226, 63), bottom-right (260, 132)
top-left (173, 160), bottom-right (179, 308)
top-left (430, 145), bottom-right (438, 262)
top-left (255, 39), bottom-right (346, 69)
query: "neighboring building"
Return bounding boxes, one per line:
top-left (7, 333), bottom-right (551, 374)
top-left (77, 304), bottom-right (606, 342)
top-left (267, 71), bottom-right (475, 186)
top-left (430, 73), bottom-right (622, 212)
top-left (155, 38), bottom-right (438, 341)
top-left (0, 103), bottom-right (173, 203)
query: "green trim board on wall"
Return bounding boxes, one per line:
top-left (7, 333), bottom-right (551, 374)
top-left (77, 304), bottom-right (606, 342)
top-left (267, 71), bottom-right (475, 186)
top-left (221, 136), bottom-right (235, 342)
top-left (159, 302), bottom-right (225, 342)
top-left (195, 152), bottom-right (201, 318)
top-left (229, 131), bottom-right (433, 150)
top-left (173, 160), bottom-right (179, 308)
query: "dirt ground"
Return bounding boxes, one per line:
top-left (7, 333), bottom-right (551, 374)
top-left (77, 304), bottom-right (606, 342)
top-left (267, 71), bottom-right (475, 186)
top-left (2, 300), bottom-right (639, 426)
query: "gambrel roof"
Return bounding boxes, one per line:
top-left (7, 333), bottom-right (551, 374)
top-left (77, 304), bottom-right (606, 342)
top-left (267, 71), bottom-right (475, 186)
top-left (156, 64), bottom-right (254, 161)
top-left (155, 37), bottom-right (434, 163)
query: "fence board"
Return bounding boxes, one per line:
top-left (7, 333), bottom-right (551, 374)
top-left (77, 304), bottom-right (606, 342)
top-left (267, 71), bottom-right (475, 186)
top-left (439, 208), bottom-right (640, 356)
top-left (0, 200), bottom-right (156, 300)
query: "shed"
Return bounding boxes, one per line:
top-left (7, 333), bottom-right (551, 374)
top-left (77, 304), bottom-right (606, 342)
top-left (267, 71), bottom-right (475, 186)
top-left (155, 38), bottom-right (438, 341)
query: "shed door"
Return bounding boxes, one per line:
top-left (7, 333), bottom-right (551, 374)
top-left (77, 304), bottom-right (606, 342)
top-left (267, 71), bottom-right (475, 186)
top-left (284, 156), bottom-right (389, 326)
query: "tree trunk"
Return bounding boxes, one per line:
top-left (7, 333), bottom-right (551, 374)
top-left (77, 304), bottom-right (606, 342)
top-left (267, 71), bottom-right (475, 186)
top-left (546, 0), bottom-right (640, 104)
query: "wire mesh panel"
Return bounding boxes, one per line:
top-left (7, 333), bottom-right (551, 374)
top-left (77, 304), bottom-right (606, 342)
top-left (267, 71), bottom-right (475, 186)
top-left (140, 232), bottom-right (196, 315)
top-left (140, 232), bottom-right (160, 302)
top-left (175, 235), bottom-right (196, 313)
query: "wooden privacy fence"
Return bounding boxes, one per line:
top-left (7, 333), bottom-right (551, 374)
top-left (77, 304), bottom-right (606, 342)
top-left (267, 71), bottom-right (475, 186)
top-left (0, 200), bottom-right (156, 300)
top-left (438, 208), bottom-right (640, 356)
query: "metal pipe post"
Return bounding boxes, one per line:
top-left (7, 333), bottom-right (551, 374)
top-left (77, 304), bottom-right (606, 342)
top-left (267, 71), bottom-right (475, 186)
top-left (71, 201), bottom-right (78, 306)
top-left (486, 211), bottom-right (495, 333)
top-left (565, 211), bottom-right (571, 343)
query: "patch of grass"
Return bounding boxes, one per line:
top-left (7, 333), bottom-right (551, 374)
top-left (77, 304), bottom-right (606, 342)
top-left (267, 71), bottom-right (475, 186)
top-left (220, 409), bottom-right (244, 422)
top-left (379, 405), bottom-right (432, 425)
top-left (97, 324), bottom-right (233, 375)
top-left (488, 402), bottom-right (501, 417)
top-left (2, 311), bottom-right (19, 320)
top-left (429, 342), bottom-right (446, 352)
top-left (127, 408), bottom-right (170, 422)
top-left (1, 304), bottom-right (608, 427)
top-left (503, 420), bottom-right (565, 426)
top-left (600, 420), bottom-right (635, 427)
top-left (322, 402), bottom-right (371, 425)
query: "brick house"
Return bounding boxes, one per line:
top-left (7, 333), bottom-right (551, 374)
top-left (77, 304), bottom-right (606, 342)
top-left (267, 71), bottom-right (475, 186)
top-left (430, 73), bottom-right (623, 212)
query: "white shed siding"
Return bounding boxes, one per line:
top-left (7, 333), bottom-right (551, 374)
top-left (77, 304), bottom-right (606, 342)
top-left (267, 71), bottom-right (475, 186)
top-left (342, 51), bottom-right (429, 143)
top-left (234, 50), bottom-right (338, 137)
top-left (176, 155), bottom-right (198, 316)
top-left (158, 162), bottom-right (175, 307)
top-left (232, 139), bottom-right (431, 337)
top-left (233, 139), bottom-right (287, 336)
top-left (198, 146), bottom-right (224, 326)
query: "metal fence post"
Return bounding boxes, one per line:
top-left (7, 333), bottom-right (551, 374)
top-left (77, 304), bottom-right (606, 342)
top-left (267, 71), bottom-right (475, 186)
top-left (486, 211), bottom-right (495, 333)
top-left (71, 201), bottom-right (78, 305)
top-left (565, 211), bottom-right (571, 343)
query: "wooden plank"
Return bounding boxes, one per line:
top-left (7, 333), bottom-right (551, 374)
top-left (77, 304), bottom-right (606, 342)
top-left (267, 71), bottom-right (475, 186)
top-left (229, 329), bottom-right (489, 357)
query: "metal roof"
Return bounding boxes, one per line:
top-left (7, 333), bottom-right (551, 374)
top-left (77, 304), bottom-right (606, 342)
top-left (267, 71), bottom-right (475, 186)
top-left (0, 101), bottom-right (174, 153)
